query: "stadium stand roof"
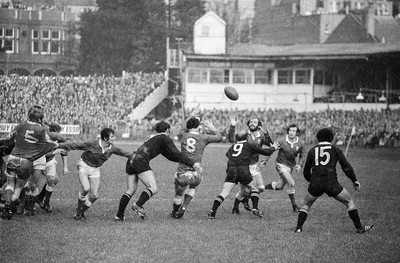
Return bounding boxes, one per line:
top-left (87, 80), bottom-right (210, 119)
top-left (184, 43), bottom-right (400, 60)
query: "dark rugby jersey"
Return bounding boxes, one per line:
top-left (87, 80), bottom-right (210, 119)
top-left (6, 121), bottom-right (55, 162)
top-left (226, 140), bottom-right (276, 167)
top-left (58, 139), bottom-right (131, 168)
top-left (275, 135), bottom-right (306, 169)
top-left (0, 137), bottom-right (15, 157)
top-left (136, 133), bottom-right (195, 167)
top-left (303, 142), bottom-right (357, 182)
top-left (228, 125), bottom-right (273, 164)
top-left (45, 132), bottom-right (67, 162)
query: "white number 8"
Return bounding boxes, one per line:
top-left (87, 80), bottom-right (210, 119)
top-left (185, 138), bottom-right (197, 153)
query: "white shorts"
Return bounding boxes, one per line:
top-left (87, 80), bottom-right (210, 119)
top-left (77, 159), bottom-right (100, 179)
top-left (276, 163), bottom-right (292, 176)
top-left (33, 155), bottom-right (46, 171)
top-left (45, 158), bottom-right (57, 177)
top-left (249, 163), bottom-right (264, 187)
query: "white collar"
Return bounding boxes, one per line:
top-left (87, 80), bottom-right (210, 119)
top-left (99, 139), bottom-right (112, 153)
top-left (285, 135), bottom-right (298, 148)
top-left (318, 141), bottom-right (332, 145)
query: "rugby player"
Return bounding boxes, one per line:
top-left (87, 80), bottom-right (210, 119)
top-left (264, 124), bottom-right (305, 212)
top-left (208, 130), bottom-right (280, 219)
top-left (294, 128), bottom-right (373, 234)
top-left (172, 117), bottom-right (222, 219)
top-left (37, 122), bottom-right (69, 212)
top-left (1, 105), bottom-right (57, 220)
top-left (57, 128), bottom-right (132, 220)
top-left (228, 114), bottom-right (274, 214)
top-left (115, 120), bottom-right (203, 221)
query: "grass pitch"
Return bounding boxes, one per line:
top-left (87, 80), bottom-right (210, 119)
top-left (1, 143), bottom-right (400, 263)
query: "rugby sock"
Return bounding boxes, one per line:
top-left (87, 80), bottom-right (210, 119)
top-left (44, 185), bottom-right (54, 205)
top-left (296, 211), bottom-right (308, 230)
top-left (172, 203), bottom-right (180, 214)
top-left (182, 194), bottom-right (193, 208)
top-left (38, 184), bottom-right (46, 202)
top-left (288, 194), bottom-right (297, 206)
top-left (348, 209), bottom-right (362, 229)
top-left (250, 192), bottom-right (259, 210)
top-left (136, 189), bottom-right (153, 207)
top-left (233, 198), bottom-right (241, 209)
top-left (211, 195), bottom-right (224, 212)
top-left (117, 193), bottom-right (132, 218)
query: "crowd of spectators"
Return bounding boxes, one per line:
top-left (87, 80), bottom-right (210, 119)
top-left (0, 73), bottom-right (164, 138)
top-left (1, 73), bottom-right (399, 147)
top-left (166, 107), bottom-right (400, 147)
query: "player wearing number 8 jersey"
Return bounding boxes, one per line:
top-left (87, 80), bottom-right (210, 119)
top-left (294, 128), bottom-right (373, 234)
top-left (172, 117), bottom-right (222, 219)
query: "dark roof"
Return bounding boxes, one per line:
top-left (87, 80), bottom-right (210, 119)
top-left (325, 14), bottom-right (376, 44)
top-left (374, 17), bottom-right (400, 44)
top-left (184, 43), bottom-right (400, 60)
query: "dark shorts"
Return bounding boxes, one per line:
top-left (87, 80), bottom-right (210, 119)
top-left (225, 166), bottom-right (253, 185)
top-left (6, 155), bottom-right (34, 180)
top-left (308, 174), bottom-right (343, 197)
top-left (125, 155), bottom-right (151, 175)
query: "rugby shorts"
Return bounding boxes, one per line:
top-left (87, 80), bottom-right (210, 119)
top-left (6, 155), bottom-right (34, 180)
top-left (174, 171), bottom-right (203, 188)
top-left (308, 173), bottom-right (343, 197)
top-left (45, 158), bottom-right (57, 177)
top-left (125, 155), bottom-right (151, 175)
top-left (33, 155), bottom-right (46, 171)
top-left (77, 159), bottom-right (100, 179)
top-left (225, 166), bottom-right (253, 185)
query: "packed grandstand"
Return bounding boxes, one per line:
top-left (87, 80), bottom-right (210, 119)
top-left (1, 73), bottom-right (399, 147)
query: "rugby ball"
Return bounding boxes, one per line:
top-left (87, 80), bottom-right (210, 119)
top-left (224, 86), bottom-right (239, 101)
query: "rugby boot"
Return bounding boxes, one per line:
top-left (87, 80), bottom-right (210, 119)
top-left (132, 203), bottom-right (147, 220)
top-left (1, 205), bottom-right (12, 220)
top-left (252, 209), bottom-right (264, 218)
top-left (114, 215), bottom-right (125, 221)
top-left (207, 210), bottom-right (215, 220)
top-left (231, 207), bottom-right (240, 215)
top-left (175, 206), bottom-right (186, 219)
top-left (356, 224), bottom-right (374, 234)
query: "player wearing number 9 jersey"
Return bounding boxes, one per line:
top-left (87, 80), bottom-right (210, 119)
top-left (208, 131), bottom-right (280, 219)
top-left (294, 128), bottom-right (373, 234)
top-left (172, 117), bottom-right (223, 218)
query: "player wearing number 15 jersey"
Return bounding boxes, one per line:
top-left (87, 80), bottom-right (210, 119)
top-left (172, 117), bottom-right (223, 219)
top-left (294, 128), bottom-right (373, 234)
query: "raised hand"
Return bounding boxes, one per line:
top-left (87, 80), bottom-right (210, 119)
top-left (229, 114), bottom-right (238, 126)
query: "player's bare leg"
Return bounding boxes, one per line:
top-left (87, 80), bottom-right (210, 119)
top-left (132, 170), bottom-right (158, 220)
top-left (74, 171), bottom-right (91, 220)
top-left (79, 176), bottom-right (100, 219)
top-left (334, 188), bottom-right (373, 234)
top-left (246, 180), bottom-right (263, 218)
